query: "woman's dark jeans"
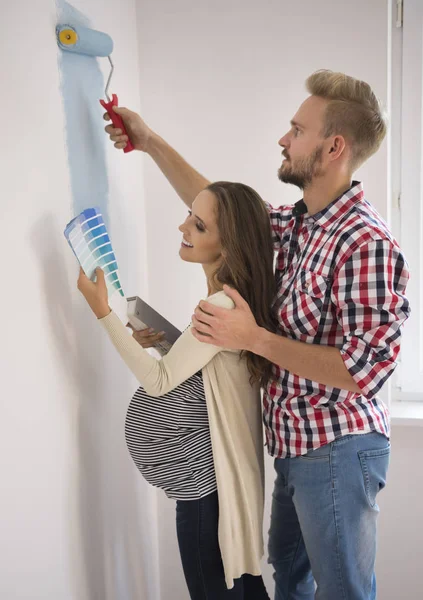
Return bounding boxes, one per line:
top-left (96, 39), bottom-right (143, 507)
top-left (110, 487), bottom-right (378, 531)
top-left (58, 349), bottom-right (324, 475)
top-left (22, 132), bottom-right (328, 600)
top-left (176, 491), bottom-right (270, 599)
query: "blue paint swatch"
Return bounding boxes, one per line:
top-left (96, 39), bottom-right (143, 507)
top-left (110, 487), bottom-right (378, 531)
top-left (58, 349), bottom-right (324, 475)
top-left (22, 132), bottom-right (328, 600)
top-left (65, 207), bottom-right (124, 297)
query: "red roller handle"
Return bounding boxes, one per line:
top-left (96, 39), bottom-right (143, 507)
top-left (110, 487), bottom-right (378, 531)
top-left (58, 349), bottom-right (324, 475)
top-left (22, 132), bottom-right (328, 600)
top-left (100, 94), bottom-right (135, 153)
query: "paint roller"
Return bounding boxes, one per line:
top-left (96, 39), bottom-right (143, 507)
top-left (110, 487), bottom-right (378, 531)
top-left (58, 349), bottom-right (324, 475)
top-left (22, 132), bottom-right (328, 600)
top-left (56, 24), bottom-right (134, 153)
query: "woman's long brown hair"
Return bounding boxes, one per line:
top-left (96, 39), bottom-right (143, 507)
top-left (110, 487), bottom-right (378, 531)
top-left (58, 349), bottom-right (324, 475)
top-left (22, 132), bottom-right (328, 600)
top-left (207, 181), bottom-right (278, 386)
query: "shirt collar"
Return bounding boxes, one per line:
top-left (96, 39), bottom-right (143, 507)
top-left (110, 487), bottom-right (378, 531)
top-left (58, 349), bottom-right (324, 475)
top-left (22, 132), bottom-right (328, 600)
top-left (293, 181), bottom-right (365, 230)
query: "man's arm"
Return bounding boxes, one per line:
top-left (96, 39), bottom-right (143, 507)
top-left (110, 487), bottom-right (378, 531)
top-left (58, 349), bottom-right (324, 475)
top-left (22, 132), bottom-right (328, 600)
top-left (147, 133), bottom-right (211, 208)
top-left (191, 287), bottom-right (360, 393)
top-left (104, 106), bottom-right (210, 208)
top-left (192, 240), bottom-right (410, 398)
top-left (252, 329), bottom-right (361, 393)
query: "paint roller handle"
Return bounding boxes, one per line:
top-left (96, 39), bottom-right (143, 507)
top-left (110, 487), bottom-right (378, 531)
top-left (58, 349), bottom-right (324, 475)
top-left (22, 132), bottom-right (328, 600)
top-left (99, 95), bottom-right (134, 153)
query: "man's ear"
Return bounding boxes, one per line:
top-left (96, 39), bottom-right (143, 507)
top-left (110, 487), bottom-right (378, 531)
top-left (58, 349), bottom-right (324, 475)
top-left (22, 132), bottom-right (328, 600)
top-left (327, 135), bottom-right (346, 160)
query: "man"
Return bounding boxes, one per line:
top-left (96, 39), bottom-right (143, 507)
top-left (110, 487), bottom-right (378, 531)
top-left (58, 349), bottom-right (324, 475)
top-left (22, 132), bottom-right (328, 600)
top-left (105, 70), bottom-right (410, 599)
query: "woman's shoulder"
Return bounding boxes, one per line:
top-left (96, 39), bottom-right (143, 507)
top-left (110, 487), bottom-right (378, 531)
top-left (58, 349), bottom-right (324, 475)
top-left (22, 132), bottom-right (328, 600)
top-left (205, 290), bottom-right (235, 310)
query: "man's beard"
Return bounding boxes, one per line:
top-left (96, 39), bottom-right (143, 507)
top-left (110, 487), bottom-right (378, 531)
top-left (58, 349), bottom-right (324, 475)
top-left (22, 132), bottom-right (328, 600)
top-left (278, 145), bottom-right (324, 190)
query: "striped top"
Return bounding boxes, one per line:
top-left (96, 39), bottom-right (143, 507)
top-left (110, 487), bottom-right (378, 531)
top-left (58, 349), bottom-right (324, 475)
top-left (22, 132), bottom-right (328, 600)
top-left (125, 371), bottom-right (217, 500)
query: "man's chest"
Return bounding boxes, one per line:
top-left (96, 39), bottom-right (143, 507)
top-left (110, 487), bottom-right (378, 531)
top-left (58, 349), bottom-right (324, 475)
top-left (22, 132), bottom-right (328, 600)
top-left (273, 222), bottom-right (342, 342)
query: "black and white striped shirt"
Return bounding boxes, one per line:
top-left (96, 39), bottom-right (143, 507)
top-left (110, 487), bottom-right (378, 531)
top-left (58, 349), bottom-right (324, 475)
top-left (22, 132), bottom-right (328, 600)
top-left (125, 370), bottom-right (217, 500)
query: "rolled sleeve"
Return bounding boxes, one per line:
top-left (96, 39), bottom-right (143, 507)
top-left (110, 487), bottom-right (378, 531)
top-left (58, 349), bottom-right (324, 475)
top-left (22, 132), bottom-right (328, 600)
top-left (332, 239), bottom-right (410, 398)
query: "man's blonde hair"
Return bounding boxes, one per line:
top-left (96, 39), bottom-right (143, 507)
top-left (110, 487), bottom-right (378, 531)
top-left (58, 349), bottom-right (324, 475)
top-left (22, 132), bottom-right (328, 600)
top-left (306, 70), bottom-right (387, 172)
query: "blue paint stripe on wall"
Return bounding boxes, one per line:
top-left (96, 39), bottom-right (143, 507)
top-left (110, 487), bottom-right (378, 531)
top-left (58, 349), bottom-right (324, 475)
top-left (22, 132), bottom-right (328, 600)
top-left (56, 1), bottom-right (110, 229)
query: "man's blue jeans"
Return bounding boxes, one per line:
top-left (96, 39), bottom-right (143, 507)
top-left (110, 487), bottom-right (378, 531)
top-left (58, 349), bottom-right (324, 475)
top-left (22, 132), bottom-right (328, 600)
top-left (268, 432), bottom-right (390, 600)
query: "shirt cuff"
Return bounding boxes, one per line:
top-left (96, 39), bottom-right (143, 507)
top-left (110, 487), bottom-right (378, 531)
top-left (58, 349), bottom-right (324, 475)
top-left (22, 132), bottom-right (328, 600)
top-left (340, 338), bottom-right (396, 399)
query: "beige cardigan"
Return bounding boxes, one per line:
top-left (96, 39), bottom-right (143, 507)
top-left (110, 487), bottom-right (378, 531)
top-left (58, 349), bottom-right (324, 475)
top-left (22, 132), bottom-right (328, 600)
top-left (99, 291), bottom-right (264, 588)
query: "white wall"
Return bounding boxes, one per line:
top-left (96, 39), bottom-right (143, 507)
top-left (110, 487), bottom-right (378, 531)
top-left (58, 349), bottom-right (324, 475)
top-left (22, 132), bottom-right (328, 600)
top-left (1, 1), bottom-right (159, 598)
top-left (376, 426), bottom-right (423, 599)
top-left (136, 0), bottom-right (422, 598)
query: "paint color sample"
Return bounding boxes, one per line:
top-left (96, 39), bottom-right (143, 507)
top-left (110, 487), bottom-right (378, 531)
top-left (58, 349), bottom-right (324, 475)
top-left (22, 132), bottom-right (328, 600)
top-left (65, 208), bottom-right (124, 297)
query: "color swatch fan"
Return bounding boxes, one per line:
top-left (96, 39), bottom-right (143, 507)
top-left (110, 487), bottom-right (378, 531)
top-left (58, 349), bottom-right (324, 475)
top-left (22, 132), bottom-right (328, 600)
top-left (64, 207), bottom-right (124, 297)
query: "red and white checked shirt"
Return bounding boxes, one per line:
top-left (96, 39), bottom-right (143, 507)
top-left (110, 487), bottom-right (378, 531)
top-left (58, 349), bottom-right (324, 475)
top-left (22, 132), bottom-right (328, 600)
top-left (264, 181), bottom-right (410, 457)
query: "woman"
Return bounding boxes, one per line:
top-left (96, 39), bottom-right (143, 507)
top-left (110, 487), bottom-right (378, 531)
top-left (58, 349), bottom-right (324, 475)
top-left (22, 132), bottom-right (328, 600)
top-left (78, 181), bottom-right (276, 599)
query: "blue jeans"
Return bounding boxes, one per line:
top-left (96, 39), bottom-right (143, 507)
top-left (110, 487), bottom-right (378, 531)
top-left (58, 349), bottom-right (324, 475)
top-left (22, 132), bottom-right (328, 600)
top-left (176, 491), bottom-right (270, 599)
top-left (268, 432), bottom-right (390, 600)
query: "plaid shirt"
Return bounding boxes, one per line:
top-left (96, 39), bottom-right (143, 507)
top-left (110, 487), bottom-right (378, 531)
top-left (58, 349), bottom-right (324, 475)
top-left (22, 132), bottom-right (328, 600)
top-left (264, 181), bottom-right (410, 457)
